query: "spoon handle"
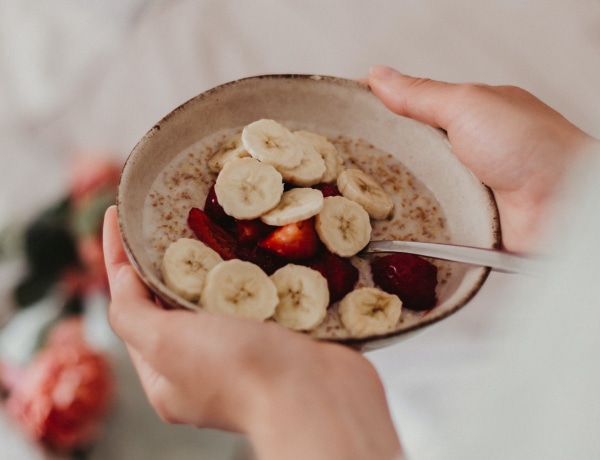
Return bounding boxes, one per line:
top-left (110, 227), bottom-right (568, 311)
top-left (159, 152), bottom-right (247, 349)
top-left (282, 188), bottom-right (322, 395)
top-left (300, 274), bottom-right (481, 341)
top-left (362, 240), bottom-right (543, 275)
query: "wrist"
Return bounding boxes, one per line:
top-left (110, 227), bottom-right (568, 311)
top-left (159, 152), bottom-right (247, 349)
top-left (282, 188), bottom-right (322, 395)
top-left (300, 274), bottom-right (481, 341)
top-left (242, 339), bottom-right (403, 460)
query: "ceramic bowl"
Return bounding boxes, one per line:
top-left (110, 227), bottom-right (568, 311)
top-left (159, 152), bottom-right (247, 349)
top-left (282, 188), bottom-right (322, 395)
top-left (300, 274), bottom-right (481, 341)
top-left (118, 74), bottom-right (500, 351)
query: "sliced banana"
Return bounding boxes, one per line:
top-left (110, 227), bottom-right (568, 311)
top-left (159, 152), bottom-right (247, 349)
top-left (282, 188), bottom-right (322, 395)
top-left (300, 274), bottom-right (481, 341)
top-left (161, 238), bottom-right (224, 302)
top-left (277, 141), bottom-right (326, 186)
top-left (214, 157), bottom-right (284, 220)
top-left (295, 130), bottom-right (344, 183)
top-left (242, 119), bottom-right (303, 169)
top-left (270, 264), bottom-right (329, 331)
top-left (337, 168), bottom-right (394, 220)
top-left (261, 188), bottom-right (324, 226)
top-left (201, 259), bottom-right (278, 320)
top-left (207, 133), bottom-right (250, 173)
top-left (315, 196), bottom-right (371, 257)
top-left (338, 287), bottom-right (402, 338)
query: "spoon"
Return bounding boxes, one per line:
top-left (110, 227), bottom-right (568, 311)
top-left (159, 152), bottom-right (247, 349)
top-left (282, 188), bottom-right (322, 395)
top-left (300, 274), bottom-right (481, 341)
top-left (361, 240), bottom-right (543, 276)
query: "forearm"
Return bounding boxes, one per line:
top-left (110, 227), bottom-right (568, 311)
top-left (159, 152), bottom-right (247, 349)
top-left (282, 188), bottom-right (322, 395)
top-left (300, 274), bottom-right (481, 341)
top-left (244, 342), bottom-right (404, 460)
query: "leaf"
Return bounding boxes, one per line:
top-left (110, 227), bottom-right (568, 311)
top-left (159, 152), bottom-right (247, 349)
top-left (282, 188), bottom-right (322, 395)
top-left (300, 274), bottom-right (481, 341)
top-left (24, 212), bottom-right (79, 275)
top-left (71, 189), bottom-right (115, 238)
top-left (14, 271), bottom-right (58, 308)
top-left (12, 196), bottom-right (80, 308)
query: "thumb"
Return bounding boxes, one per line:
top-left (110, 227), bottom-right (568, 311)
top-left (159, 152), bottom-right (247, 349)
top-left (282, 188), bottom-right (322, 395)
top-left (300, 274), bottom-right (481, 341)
top-left (367, 65), bottom-right (459, 131)
top-left (102, 205), bottom-right (152, 303)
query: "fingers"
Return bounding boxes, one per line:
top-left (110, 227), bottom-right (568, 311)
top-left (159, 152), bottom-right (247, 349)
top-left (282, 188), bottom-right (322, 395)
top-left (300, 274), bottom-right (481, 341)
top-left (102, 207), bottom-right (153, 308)
top-left (367, 65), bottom-right (461, 130)
top-left (103, 206), bottom-right (132, 292)
top-left (102, 206), bottom-right (164, 345)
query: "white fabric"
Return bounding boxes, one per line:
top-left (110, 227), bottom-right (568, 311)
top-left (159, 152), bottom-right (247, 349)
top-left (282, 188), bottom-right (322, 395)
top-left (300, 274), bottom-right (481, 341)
top-left (381, 149), bottom-right (600, 460)
top-left (1, 0), bottom-right (600, 458)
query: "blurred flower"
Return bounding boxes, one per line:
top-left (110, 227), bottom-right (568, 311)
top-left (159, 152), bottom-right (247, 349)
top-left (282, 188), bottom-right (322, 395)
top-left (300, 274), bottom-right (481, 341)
top-left (60, 234), bottom-right (108, 299)
top-left (6, 153), bottom-right (121, 308)
top-left (67, 153), bottom-right (121, 297)
top-left (68, 154), bottom-right (121, 207)
top-left (0, 152), bottom-right (121, 454)
top-left (3, 317), bottom-right (114, 453)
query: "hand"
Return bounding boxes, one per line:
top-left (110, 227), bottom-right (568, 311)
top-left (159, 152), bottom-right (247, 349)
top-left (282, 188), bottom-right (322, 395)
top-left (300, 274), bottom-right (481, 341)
top-left (367, 65), bottom-right (597, 253)
top-left (102, 206), bottom-right (402, 460)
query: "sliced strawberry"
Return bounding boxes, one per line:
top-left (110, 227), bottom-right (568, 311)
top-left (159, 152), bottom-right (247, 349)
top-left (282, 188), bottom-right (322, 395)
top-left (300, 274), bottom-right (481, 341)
top-left (236, 245), bottom-right (286, 275)
top-left (235, 219), bottom-right (284, 274)
top-left (370, 253), bottom-right (438, 311)
top-left (258, 218), bottom-right (321, 261)
top-left (187, 207), bottom-right (237, 260)
top-left (236, 219), bottom-right (275, 245)
top-left (306, 249), bottom-right (359, 303)
top-left (311, 183), bottom-right (341, 198)
top-left (203, 184), bottom-right (235, 232)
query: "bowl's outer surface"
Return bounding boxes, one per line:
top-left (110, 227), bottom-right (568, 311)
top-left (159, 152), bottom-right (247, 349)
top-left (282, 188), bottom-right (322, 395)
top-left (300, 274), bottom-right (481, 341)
top-left (118, 74), bottom-right (501, 350)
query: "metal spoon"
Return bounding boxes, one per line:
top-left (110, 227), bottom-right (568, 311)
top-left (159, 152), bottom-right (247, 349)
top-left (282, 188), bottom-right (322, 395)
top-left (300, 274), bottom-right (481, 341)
top-left (361, 240), bottom-right (543, 276)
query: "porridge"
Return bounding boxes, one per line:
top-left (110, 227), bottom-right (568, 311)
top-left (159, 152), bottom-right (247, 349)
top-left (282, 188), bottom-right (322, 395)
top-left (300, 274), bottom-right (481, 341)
top-left (143, 120), bottom-right (452, 340)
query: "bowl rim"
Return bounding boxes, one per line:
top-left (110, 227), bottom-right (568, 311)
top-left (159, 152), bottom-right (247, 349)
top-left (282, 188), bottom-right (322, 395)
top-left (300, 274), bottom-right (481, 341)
top-left (117, 73), bottom-right (501, 350)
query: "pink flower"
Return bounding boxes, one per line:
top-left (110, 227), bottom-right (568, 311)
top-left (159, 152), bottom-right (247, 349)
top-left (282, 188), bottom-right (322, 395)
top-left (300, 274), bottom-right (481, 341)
top-left (61, 153), bottom-right (122, 297)
top-left (59, 235), bottom-right (108, 297)
top-left (68, 154), bottom-right (121, 206)
top-left (4, 318), bottom-right (114, 452)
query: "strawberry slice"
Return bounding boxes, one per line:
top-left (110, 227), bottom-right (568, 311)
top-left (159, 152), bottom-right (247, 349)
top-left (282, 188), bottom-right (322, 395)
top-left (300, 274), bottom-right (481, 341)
top-left (236, 219), bottom-right (275, 245)
top-left (259, 218), bottom-right (321, 261)
top-left (306, 249), bottom-right (359, 303)
top-left (235, 219), bottom-right (284, 274)
top-left (187, 207), bottom-right (237, 260)
top-left (311, 183), bottom-right (341, 198)
top-left (203, 184), bottom-right (236, 232)
top-left (370, 253), bottom-right (438, 311)
top-left (236, 245), bottom-right (286, 275)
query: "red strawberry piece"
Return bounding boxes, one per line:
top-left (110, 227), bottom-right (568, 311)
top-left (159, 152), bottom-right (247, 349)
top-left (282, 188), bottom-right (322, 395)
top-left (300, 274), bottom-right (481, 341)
top-left (311, 183), bottom-right (341, 198)
top-left (258, 218), bottom-right (321, 261)
top-left (203, 184), bottom-right (236, 232)
top-left (236, 219), bottom-right (276, 245)
top-left (236, 245), bottom-right (286, 275)
top-left (187, 207), bottom-right (237, 260)
top-left (306, 249), bottom-right (359, 303)
top-left (370, 253), bottom-right (438, 311)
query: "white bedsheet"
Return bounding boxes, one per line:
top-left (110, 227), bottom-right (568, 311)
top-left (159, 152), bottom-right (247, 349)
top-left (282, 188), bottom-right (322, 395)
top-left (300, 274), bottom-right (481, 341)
top-left (1, 1), bottom-right (599, 458)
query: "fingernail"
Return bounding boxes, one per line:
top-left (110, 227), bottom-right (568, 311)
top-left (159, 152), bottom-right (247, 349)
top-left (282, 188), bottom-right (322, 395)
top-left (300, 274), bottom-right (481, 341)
top-left (369, 65), bottom-right (401, 80)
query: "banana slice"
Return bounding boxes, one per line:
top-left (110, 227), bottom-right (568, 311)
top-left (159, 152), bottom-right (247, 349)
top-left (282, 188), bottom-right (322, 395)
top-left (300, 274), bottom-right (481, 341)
top-left (201, 259), bottom-right (278, 320)
top-left (295, 130), bottom-right (344, 183)
top-left (242, 119), bottom-right (303, 169)
top-left (337, 168), bottom-right (394, 220)
top-left (270, 264), bottom-right (329, 331)
top-left (214, 157), bottom-right (284, 220)
top-left (277, 140), bottom-right (327, 186)
top-left (338, 287), bottom-right (402, 338)
top-left (161, 238), bottom-right (224, 302)
top-left (261, 188), bottom-right (324, 226)
top-left (315, 196), bottom-right (371, 257)
top-left (207, 133), bottom-right (250, 173)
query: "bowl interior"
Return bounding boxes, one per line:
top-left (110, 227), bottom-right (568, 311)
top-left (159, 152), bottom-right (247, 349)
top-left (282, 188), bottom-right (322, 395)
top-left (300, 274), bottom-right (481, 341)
top-left (118, 75), bottom-right (500, 350)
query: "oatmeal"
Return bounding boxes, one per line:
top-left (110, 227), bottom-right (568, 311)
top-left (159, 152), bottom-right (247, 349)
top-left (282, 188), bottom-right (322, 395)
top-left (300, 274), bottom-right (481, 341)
top-left (143, 126), bottom-right (452, 340)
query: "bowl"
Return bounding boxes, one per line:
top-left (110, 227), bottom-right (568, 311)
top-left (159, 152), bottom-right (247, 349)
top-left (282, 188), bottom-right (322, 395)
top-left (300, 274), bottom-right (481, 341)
top-left (117, 74), bottom-right (500, 351)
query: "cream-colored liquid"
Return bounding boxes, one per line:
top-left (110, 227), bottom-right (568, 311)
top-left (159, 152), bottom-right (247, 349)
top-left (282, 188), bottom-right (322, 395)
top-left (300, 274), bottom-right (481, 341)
top-left (143, 128), bottom-right (452, 340)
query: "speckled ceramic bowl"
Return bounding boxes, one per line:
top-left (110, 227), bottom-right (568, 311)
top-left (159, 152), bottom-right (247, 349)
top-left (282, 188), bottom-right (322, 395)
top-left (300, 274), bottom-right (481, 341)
top-left (118, 74), bottom-right (500, 351)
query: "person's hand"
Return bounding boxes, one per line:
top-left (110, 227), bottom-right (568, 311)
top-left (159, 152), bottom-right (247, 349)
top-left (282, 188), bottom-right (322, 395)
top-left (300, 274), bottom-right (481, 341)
top-left (103, 206), bottom-right (403, 460)
top-left (367, 65), bottom-right (597, 253)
